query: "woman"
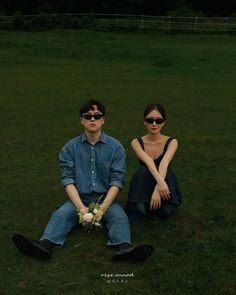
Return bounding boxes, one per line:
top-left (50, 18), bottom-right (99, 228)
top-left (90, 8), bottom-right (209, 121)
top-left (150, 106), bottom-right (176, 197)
top-left (126, 103), bottom-right (181, 224)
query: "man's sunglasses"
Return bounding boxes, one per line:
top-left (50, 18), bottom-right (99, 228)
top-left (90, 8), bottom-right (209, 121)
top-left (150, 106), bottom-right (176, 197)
top-left (82, 113), bottom-right (103, 120)
top-left (144, 118), bottom-right (165, 124)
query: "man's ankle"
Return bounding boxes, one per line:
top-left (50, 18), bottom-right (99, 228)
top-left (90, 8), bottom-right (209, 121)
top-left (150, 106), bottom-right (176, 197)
top-left (38, 239), bottom-right (56, 252)
top-left (117, 243), bottom-right (132, 251)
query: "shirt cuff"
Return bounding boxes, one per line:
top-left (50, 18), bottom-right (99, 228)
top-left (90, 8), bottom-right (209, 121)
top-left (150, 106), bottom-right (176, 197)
top-left (62, 179), bottom-right (75, 187)
top-left (109, 181), bottom-right (123, 190)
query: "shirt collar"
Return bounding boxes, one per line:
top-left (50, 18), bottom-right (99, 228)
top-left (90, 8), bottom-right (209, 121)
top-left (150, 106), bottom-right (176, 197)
top-left (81, 131), bottom-right (107, 144)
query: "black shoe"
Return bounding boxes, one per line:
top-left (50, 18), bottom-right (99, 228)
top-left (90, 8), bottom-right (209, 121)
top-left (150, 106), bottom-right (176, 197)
top-left (12, 234), bottom-right (51, 260)
top-left (112, 244), bottom-right (154, 263)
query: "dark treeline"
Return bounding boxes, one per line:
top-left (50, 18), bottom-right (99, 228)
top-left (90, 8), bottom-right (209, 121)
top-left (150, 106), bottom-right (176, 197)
top-left (1, 0), bottom-right (236, 16)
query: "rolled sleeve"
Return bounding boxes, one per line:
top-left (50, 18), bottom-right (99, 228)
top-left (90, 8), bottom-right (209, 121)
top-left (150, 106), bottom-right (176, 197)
top-left (109, 144), bottom-right (126, 189)
top-left (59, 144), bottom-right (75, 187)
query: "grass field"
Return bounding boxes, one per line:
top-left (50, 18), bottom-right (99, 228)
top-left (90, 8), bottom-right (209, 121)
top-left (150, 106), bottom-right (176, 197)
top-left (0, 29), bottom-right (235, 295)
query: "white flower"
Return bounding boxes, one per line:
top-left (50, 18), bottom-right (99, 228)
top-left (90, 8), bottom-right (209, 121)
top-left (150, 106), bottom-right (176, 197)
top-left (93, 208), bottom-right (99, 214)
top-left (83, 213), bottom-right (93, 223)
top-left (95, 222), bottom-right (101, 227)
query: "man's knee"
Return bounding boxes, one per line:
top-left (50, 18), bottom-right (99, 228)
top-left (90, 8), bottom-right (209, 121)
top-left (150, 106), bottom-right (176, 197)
top-left (105, 203), bottom-right (129, 224)
top-left (51, 202), bottom-right (76, 221)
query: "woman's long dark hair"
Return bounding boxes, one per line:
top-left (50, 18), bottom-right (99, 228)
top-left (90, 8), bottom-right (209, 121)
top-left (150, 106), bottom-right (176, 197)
top-left (143, 103), bottom-right (166, 120)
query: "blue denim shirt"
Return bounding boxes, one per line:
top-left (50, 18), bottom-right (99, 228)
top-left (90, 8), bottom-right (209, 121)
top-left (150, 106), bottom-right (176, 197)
top-left (59, 132), bottom-right (126, 195)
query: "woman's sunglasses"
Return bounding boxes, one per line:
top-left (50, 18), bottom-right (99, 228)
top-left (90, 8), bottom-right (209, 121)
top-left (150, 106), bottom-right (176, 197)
top-left (82, 113), bottom-right (103, 120)
top-left (144, 118), bottom-right (165, 124)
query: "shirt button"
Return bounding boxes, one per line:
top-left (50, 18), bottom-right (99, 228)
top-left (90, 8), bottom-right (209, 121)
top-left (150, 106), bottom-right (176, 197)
top-left (92, 171), bottom-right (94, 173)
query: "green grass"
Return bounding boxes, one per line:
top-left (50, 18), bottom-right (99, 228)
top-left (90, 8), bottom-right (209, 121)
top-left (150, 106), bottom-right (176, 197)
top-left (0, 29), bottom-right (235, 295)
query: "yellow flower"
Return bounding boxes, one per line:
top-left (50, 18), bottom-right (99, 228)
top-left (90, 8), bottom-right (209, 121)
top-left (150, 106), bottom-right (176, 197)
top-left (77, 203), bottom-right (104, 231)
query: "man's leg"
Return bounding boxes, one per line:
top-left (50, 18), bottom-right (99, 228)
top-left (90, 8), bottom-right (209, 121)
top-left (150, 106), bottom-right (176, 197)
top-left (40, 201), bottom-right (78, 245)
top-left (13, 201), bottom-right (78, 260)
top-left (104, 202), bottom-right (132, 246)
top-left (104, 202), bottom-right (154, 263)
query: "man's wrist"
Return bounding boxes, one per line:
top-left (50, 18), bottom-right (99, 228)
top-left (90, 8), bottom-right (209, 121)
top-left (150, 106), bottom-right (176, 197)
top-left (100, 204), bottom-right (107, 213)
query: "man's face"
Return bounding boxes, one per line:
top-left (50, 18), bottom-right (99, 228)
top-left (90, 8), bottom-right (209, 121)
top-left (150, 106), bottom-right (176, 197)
top-left (81, 105), bottom-right (105, 133)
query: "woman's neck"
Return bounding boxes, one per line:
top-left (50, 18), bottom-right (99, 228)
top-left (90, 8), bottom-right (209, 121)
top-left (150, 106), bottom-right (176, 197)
top-left (146, 132), bottom-right (163, 142)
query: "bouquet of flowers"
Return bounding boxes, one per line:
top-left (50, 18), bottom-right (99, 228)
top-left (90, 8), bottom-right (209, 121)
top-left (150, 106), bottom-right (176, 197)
top-left (78, 196), bottom-right (104, 232)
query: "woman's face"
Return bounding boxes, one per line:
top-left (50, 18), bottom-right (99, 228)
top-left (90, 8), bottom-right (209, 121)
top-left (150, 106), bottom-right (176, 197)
top-left (144, 109), bottom-right (165, 135)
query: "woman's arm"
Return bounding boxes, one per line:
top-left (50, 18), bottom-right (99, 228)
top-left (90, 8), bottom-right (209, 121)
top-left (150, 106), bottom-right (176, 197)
top-left (158, 139), bottom-right (178, 180)
top-left (131, 139), bottom-right (170, 198)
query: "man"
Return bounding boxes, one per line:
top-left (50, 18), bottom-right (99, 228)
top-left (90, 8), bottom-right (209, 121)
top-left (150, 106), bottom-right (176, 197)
top-left (13, 99), bottom-right (153, 262)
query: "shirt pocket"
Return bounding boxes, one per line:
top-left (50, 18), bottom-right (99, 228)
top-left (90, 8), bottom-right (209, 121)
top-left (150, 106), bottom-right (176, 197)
top-left (98, 162), bottom-right (111, 184)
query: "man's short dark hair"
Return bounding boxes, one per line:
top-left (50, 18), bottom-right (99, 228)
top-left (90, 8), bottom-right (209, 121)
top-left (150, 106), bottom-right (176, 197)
top-left (79, 99), bottom-right (106, 117)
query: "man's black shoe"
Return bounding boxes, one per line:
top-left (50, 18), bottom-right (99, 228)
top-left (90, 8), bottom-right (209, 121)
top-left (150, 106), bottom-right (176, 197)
top-left (12, 234), bottom-right (51, 260)
top-left (112, 244), bottom-right (154, 263)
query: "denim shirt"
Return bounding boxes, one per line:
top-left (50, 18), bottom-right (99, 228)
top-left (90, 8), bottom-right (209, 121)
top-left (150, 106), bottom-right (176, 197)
top-left (59, 132), bottom-right (126, 195)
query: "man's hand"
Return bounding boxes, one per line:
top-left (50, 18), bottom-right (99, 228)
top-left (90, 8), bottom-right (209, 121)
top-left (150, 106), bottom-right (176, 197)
top-left (78, 206), bottom-right (89, 215)
top-left (99, 203), bottom-right (107, 214)
top-left (93, 206), bottom-right (104, 222)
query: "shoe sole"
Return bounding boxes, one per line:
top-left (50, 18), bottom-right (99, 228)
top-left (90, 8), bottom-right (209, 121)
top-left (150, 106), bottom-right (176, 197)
top-left (112, 245), bottom-right (154, 263)
top-left (12, 234), bottom-right (51, 260)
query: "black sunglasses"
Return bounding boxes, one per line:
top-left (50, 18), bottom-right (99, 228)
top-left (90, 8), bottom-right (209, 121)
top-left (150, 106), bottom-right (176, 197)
top-left (144, 117), bottom-right (165, 124)
top-left (82, 113), bottom-right (103, 120)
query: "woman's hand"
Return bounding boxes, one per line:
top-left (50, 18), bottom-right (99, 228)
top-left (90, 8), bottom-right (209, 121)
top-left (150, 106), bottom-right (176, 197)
top-left (150, 189), bottom-right (161, 210)
top-left (156, 181), bottom-right (170, 200)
